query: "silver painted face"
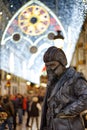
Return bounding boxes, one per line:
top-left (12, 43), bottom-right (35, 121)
top-left (45, 61), bottom-right (60, 71)
top-left (45, 61), bottom-right (65, 78)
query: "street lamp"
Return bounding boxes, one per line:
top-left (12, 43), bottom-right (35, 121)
top-left (6, 74), bottom-right (11, 80)
top-left (53, 30), bottom-right (64, 48)
top-left (26, 81), bottom-right (31, 93)
top-left (6, 73), bottom-right (11, 94)
top-left (48, 30), bottom-right (64, 48)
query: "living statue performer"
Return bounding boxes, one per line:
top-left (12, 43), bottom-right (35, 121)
top-left (40, 46), bottom-right (87, 130)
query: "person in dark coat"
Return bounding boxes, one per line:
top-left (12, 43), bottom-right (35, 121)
top-left (26, 95), bottom-right (32, 127)
top-left (1, 95), bottom-right (14, 130)
top-left (0, 96), bottom-right (8, 130)
top-left (40, 46), bottom-right (87, 130)
top-left (30, 96), bottom-right (41, 130)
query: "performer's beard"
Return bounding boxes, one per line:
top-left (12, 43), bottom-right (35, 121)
top-left (47, 69), bottom-right (58, 87)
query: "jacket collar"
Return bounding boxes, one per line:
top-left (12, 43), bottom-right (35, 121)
top-left (48, 67), bottom-right (76, 100)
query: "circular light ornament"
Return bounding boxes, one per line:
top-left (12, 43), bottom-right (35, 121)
top-left (18, 5), bottom-right (50, 36)
top-left (48, 32), bottom-right (55, 40)
top-left (30, 45), bottom-right (38, 54)
top-left (12, 33), bottom-right (21, 42)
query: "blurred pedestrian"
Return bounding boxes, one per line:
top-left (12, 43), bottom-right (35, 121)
top-left (10, 94), bottom-right (18, 130)
top-left (30, 96), bottom-right (41, 130)
top-left (16, 93), bottom-right (23, 125)
top-left (0, 96), bottom-right (8, 130)
top-left (1, 95), bottom-right (14, 130)
top-left (22, 95), bottom-right (27, 116)
top-left (26, 95), bottom-right (32, 127)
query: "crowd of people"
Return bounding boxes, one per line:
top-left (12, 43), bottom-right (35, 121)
top-left (0, 93), bottom-right (43, 130)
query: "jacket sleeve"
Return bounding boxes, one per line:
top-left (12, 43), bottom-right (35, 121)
top-left (61, 78), bottom-right (87, 116)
